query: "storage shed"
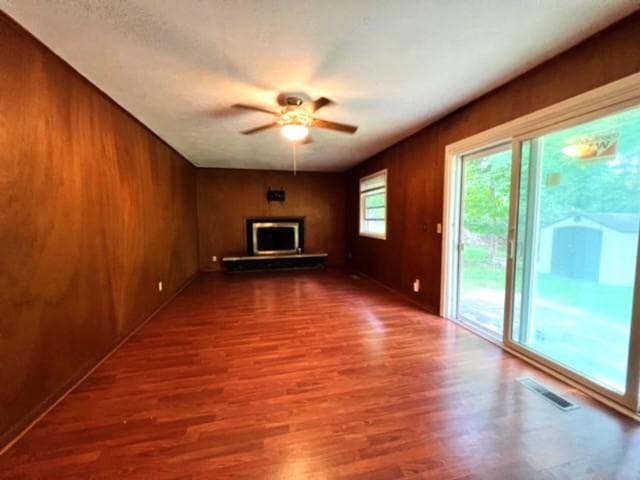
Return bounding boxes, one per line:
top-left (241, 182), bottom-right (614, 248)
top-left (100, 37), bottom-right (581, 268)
top-left (538, 213), bottom-right (639, 286)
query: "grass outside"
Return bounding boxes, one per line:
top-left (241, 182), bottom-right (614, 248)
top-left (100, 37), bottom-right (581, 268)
top-left (462, 245), bottom-right (633, 320)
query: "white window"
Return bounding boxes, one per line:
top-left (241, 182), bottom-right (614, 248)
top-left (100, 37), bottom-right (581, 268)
top-left (359, 169), bottom-right (387, 239)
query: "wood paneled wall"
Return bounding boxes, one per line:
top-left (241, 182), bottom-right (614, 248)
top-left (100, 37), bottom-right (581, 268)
top-left (0, 13), bottom-right (199, 449)
top-left (197, 168), bottom-right (346, 270)
top-left (346, 12), bottom-right (640, 313)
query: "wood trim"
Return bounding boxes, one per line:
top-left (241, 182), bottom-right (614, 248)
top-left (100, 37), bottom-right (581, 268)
top-left (0, 273), bottom-right (198, 456)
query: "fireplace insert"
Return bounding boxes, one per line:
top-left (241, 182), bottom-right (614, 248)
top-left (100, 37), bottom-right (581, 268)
top-left (245, 218), bottom-right (304, 255)
top-left (252, 222), bottom-right (299, 255)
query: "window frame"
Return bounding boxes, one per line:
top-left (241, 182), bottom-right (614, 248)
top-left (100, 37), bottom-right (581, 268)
top-left (359, 169), bottom-right (388, 240)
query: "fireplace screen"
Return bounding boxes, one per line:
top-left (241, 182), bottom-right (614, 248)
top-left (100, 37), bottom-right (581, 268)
top-left (252, 222), bottom-right (299, 255)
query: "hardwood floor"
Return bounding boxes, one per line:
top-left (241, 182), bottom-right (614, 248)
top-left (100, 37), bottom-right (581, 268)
top-left (1, 270), bottom-right (639, 479)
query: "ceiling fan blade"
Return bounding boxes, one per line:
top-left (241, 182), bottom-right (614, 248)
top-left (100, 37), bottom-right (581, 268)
top-left (241, 123), bottom-right (278, 134)
top-left (312, 97), bottom-right (333, 112)
top-left (301, 135), bottom-right (313, 145)
top-left (313, 118), bottom-right (358, 134)
top-left (232, 104), bottom-right (279, 115)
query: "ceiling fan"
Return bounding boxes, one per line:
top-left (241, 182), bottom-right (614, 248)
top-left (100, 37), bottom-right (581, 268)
top-left (232, 96), bottom-right (358, 143)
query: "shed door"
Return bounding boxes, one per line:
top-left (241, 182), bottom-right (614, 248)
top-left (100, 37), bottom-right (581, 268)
top-left (551, 226), bottom-right (602, 282)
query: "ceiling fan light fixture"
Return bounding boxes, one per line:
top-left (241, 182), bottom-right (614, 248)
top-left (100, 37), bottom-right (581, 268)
top-left (562, 143), bottom-right (593, 158)
top-left (280, 123), bottom-right (309, 142)
top-left (234, 95), bottom-right (357, 142)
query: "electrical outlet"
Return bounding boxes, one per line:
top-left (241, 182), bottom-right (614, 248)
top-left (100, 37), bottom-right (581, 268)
top-left (212, 255), bottom-right (217, 262)
top-left (158, 281), bottom-right (163, 292)
top-left (413, 279), bottom-right (420, 293)
top-left (436, 223), bottom-right (442, 234)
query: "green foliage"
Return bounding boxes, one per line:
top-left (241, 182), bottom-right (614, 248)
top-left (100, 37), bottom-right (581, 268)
top-left (534, 107), bottom-right (640, 225)
top-left (463, 106), bottom-right (640, 237)
top-left (366, 191), bottom-right (385, 208)
top-left (364, 191), bottom-right (385, 219)
top-left (463, 150), bottom-right (511, 236)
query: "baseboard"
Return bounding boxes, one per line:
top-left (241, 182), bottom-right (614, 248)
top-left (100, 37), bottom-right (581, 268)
top-left (350, 269), bottom-right (438, 315)
top-left (0, 271), bottom-right (198, 456)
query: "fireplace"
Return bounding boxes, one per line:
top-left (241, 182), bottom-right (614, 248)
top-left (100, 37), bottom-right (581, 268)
top-left (245, 218), bottom-right (305, 256)
top-left (252, 222), bottom-right (299, 255)
top-left (224, 217), bottom-right (325, 271)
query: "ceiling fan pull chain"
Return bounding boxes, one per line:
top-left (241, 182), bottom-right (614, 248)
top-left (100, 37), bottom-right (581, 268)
top-left (293, 143), bottom-right (297, 176)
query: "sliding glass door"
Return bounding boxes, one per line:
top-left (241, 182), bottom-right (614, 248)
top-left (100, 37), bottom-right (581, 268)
top-left (457, 145), bottom-right (512, 338)
top-left (448, 93), bottom-right (640, 412)
top-left (508, 104), bottom-right (640, 401)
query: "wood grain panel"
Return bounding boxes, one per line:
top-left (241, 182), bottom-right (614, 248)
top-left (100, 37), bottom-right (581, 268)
top-left (197, 168), bottom-right (346, 270)
top-left (0, 270), bottom-right (638, 478)
top-left (0, 12), bottom-right (199, 450)
top-left (346, 12), bottom-right (640, 312)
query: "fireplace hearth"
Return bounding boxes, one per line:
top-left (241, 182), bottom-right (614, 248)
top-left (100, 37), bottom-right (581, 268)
top-left (222, 217), bottom-right (327, 272)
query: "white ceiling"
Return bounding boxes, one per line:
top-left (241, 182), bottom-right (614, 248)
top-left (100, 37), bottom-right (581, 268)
top-left (2, 1), bottom-right (637, 171)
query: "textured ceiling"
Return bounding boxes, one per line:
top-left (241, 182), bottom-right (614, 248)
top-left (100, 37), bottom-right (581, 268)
top-left (1, 1), bottom-right (638, 171)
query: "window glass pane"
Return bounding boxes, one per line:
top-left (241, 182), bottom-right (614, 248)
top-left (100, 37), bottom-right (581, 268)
top-left (365, 207), bottom-right (385, 220)
top-left (363, 220), bottom-right (385, 235)
top-left (512, 105), bottom-right (640, 393)
top-left (458, 147), bottom-right (512, 337)
top-left (365, 191), bottom-right (385, 209)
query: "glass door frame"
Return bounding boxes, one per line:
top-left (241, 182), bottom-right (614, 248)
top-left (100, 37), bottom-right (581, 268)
top-left (455, 142), bottom-right (513, 339)
top-left (503, 98), bottom-right (640, 412)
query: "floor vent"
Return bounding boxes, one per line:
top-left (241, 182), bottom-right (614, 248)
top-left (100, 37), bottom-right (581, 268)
top-left (518, 377), bottom-right (579, 411)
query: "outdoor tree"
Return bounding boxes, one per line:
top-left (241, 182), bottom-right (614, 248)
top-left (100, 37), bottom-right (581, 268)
top-left (462, 106), bottom-right (640, 267)
top-left (463, 151), bottom-right (511, 263)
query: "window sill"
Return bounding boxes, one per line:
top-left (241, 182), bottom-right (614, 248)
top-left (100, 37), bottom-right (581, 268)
top-left (359, 232), bottom-right (386, 240)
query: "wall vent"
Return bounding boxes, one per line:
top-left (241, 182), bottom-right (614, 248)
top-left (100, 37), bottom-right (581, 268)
top-left (518, 377), bottom-right (579, 411)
